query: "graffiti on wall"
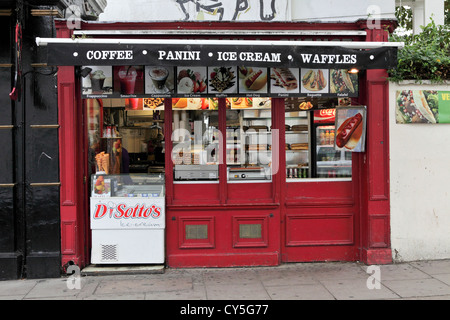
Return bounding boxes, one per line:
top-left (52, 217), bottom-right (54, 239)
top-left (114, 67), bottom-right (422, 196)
top-left (174, 0), bottom-right (279, 21)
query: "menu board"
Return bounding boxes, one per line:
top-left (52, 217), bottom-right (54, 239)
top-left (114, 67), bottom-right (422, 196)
top-left (81, 65), bottom-right (359, 99)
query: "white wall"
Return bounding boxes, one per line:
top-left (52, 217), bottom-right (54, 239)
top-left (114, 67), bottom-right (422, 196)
top-left (389, 82), bottom-right (450, 262)
top-left (99, 0), bottom-right (396, 22)
top-left (411, 0), bottom-right (445, 34)
top-left (291, 0), bottom-right (396, 22)
top-left (99, 0), bottom-right (290, 22)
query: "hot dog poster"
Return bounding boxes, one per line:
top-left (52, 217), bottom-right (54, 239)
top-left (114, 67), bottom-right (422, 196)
top-left (335, 106), bottom-right (367, 152)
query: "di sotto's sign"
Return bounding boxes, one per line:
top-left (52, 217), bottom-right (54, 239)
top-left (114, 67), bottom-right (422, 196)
top-left (396, 90), bottom-right (450, 124)
top-left (90, 197), bottom-right (165, 230)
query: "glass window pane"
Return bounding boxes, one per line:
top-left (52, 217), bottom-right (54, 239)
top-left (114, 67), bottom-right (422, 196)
top-left (285, 98), bottom-right (352, 181)
top-left (227, 98), bottom-right (272, 182)
top-left (172, 98), bottom-right (219, 181)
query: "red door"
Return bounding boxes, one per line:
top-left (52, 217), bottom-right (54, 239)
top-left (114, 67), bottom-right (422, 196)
top-left (278, 99), bottom-right (361, 263)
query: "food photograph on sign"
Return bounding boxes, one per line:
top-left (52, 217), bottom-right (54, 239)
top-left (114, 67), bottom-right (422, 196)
top-left (172, 97), bottom-right (210, 110)
top-left (238, 66), bottom-right (268, 94)
top-left (143, 98), bottom-right (164, 110)
top-left (145, 66), bottom-right (175, 95)
top-left (301, 69), bottom-right (328, 94)
top-left (125, 98), bottom-right (143, 110)
top-left (228, 97), bottom-right (272, 109)
top-left (335, 106), bottom-right (366, 152)
top-left (176, 67), bottom-right (207, 95)
top-left (329, 69), bottom-right (358, 95)
top-left (81, 66), bottom-right (113, 96)
top-left (208, 66), bottom-right (237, 94)
top-left (113, 66), bottom-right (145, 96)
top-left (396, 90), bottom-right (439, 124)
top-left (270, 68), bottom-right (300, 94)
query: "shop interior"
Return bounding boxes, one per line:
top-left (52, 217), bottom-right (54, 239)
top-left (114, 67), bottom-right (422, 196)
top-left (86, 96), bottom-right (352, 195)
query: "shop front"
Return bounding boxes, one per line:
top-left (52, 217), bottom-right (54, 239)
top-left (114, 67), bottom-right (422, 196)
top-left (39, 20), bottom-right (400, 270)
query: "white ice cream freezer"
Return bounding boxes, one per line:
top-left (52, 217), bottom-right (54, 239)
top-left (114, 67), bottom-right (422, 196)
top-left (90, 174), bottom-right (165, 264)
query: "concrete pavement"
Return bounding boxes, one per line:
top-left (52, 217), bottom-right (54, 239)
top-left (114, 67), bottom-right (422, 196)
top-left (1, 260), bottom-right (450, 300)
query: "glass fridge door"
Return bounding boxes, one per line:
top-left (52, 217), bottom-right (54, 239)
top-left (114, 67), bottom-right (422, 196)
top-left (315, 125), bottom-right (352, 178)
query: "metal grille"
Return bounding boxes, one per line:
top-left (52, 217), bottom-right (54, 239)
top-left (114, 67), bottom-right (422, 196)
top-left (239, 224), bottom-right (262, 239)
top-left (101, 244), bottom-right (118, 262)
top-left (185, 225), bottom-right (208, 240)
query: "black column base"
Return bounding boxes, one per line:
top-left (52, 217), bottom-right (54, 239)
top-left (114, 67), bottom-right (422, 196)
top-left (26, 252), bottom-right (61, 279)
top-left (0, 252), bottom-right (23, 280)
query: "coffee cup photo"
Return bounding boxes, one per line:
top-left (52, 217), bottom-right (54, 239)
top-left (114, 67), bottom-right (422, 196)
top-left (82, 66), bottom-right (113, 95)
top-left (145, 66), bottom-right (174, 94)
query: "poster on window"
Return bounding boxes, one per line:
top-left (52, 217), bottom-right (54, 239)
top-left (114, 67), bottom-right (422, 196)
top-left (335, 106), bottom-right (366, 152)
top-left (395, 90), bottom-right (450, 124)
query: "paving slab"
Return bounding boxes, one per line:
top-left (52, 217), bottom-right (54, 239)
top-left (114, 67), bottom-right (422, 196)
top-left (296, 262), bottom-right (369, 281)
top-left (320, 278), bottom-right (400, 300)
top-left (145, 283), bottom-right (207, 300)
top-left (432, 273), bottom-right (450, 286)
top-left (205, 282), bottom-right (271, 300)
top-left (265, 283), bottom-right (334, 300)
top-left (202, 269), bottom-right (259, 285)
top-left (84, 292), bottom-right (146, 300)
top-left (0, 280), bottom-right (37, 297)
top-left (360, 263), bottom-right (431, 280)
top-left (409, 260), bottom-right (450, 275)
top-left (24, 278), bottom-right (81, 299)
top-left (382, 278), bottom-right (450, 298)
top-left (94, 276), bottom-right (193, 295)
top-left (256, 268), bottom-right (317, 286)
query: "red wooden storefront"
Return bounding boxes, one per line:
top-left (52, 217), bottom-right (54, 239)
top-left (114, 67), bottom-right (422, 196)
top-left (54, 20), bottom-right (396, 270)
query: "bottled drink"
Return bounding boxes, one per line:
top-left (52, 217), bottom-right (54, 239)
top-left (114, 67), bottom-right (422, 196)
top-left (319, 130), bottom-right (325, 144)
top-left (325, 130), bottom-right (330, 145)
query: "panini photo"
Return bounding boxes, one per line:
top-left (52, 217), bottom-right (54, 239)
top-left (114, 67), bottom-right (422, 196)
top-left (270, 68), bottom-right (299, 93)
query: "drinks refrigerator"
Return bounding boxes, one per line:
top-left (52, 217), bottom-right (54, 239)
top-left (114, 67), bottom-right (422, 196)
top-left (312, 109), bottom-right (352, 179)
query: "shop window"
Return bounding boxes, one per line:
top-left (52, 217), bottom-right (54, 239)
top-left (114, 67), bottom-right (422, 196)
top-left (172, 98), bottom-right (219, 182)
top-left (284, 98), bottom-right (352, 181)
top-left (86, 98), bottom-right (166, 179)
top-left (226, 98), bottom-right (273, 182)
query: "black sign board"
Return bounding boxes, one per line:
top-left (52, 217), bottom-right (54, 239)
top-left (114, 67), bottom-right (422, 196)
top-left (47, 43), bottom-right (397, 70)
top-left (46, 42), bottom-right (397, 99)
